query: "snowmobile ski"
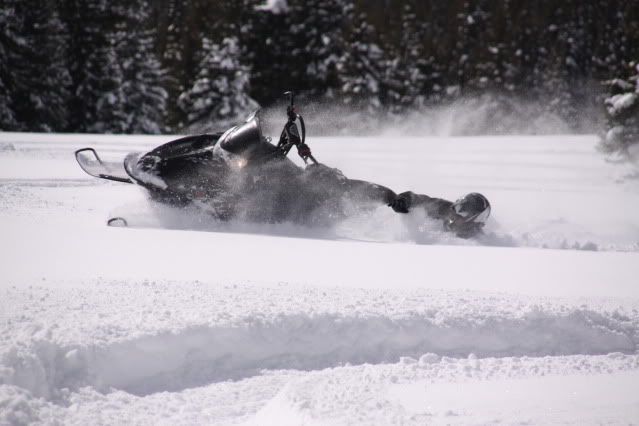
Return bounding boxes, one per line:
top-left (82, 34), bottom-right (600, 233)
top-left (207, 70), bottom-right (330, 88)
top-left (107, 217), bottom-right (128, 227)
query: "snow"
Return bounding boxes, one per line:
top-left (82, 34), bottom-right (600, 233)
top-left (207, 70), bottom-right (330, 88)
top-left (255, 0), bottom-right (289, 14)
top-left (389, 369), bottom-right (639, 424)
top-left (605, 92), bottom-right (637, 117)
top-left (1, 131), bottom-right (639, 424)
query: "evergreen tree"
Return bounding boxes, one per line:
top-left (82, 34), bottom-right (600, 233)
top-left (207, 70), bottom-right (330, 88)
top-left (63, 0), bottom-right (167, 133)
top-left (455, 0), bottom-right (497, 94)
top-left (158, 0), bottom-right (259, 128)
top-left (337, 12), bottom-right (388, 114)
top-left (249, 0), bottom-right (350, 104)
top-left (63, 0), bottom-right (125, 132)
top-left (384, 2), bottom-right (448, 112)
top-left (601, 63), bottom-right (639, 155)
top-left (417, 1), bottom-right (452, 103)
top-left (503, 4), bottom-right (540, 95)
top-left (0, 0), bottom-right (71, 131)
top-left (0, 4), bottom-right (19, 130)
top-left (287, 0), bottom-right (349, 98)
top-left (178, 37), bottom-right (259, 132)
top-left (157, 0), bottom-right (199, 129)
top-left (383, 3), bottom-right (420, 112)
top-left (3, 0), bottom-right (639, 133)
top-left (114, 0), bottom-right (167, 134)
top-left (246, 7), bottom-right (295, 105)
top-left (85, 42), bottom-right (127, 133)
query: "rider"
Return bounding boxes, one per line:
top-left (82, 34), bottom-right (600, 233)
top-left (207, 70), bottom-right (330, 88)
top-left (217, 96), bottom-right (491, 238)
top-left (274, 109), bottom-right (492, 238)
top-left (287, 150), bottom-right (491, 238)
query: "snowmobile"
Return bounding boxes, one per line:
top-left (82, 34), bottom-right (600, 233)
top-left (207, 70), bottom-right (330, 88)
top-left (75, 92), bottom-right (491, 238)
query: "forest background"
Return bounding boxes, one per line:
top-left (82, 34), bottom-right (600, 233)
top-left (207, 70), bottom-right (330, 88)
top-left (1, 0), bottom-right (638, 141)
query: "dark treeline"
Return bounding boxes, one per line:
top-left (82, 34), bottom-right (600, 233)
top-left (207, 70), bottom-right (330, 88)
top-left (1, 0), bottom-right (638, 134)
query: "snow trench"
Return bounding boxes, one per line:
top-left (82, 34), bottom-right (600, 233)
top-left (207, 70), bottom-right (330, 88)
top-left (2, 309), bottom-right (636, 399)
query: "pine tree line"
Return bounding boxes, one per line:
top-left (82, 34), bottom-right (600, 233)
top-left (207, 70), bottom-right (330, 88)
top-left (601, 63), bottom-right (639, 155)
top-left (1, 0), bottom-right (638, 134)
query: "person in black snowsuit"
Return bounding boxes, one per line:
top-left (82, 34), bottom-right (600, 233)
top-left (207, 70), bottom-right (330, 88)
top-left (216, 114), bottom-right (491, 238)
top-left (291, 162), bottom-right (491, 238)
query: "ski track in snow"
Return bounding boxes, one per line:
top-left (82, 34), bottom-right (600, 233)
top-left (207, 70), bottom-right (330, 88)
top-left (1, 132), bottom-right (639, 425)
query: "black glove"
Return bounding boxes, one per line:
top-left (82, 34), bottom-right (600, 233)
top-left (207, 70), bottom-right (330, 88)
top-left (389, 193), bottom-right (411, 213)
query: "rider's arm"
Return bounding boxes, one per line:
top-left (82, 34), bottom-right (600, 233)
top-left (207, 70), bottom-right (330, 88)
top-left (390, 191), bottom-right (453, 219)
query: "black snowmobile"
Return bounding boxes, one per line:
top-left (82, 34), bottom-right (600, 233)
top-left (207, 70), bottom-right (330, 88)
top-left (76, 92), bottom-right (491, 237)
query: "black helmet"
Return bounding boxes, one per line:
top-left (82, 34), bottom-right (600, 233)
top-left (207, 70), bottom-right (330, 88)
top-left (445, 193), bottom-right (491, 237)
top-left (452, 193), bottom-right (491, 223)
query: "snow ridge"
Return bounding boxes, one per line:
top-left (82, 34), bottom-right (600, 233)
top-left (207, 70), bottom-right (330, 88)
top-left (2, 286), bottom-right (637, 399)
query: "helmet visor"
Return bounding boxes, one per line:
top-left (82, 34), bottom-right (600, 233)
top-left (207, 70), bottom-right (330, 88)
top-left (452, 200), bottom-right (491, 224)
top-left (472, 205), bottom-right (491, 224)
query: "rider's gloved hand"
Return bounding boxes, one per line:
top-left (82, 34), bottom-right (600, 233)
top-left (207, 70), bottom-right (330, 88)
top-left (389, 192), bottom-right (412, 213)
top-left (297, 143), bottom-right (312, 158)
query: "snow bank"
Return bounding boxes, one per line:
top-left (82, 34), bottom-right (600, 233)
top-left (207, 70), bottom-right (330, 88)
top-left (3, 353), bottom-right (638, 426)
top-left (2, 280), bottom-right (638, 399)
top-left (247, 353), bottom-right (639, 425)
top-left (0, 385), bottom-right (52, 426)
top-left (389, 370), bottom-right (639, 424)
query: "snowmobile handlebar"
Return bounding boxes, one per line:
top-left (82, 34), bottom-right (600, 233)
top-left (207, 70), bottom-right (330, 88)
top-left (278, 91), bottom-right (317, 165)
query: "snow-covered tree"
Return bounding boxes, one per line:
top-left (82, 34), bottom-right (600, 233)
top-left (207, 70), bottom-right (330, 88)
top-left (63, 0), bottom-right (126, 132)
top-left (0, 0), bottom-right (71, 131)
top-left (454, 1), bottom-right (498, 94)
top-left (157, 0), bottom-right (201, 129)
top-left (601, 63), bottom-right (639, 155)
top-left (63, 0), bottom-right (167, 133)
top-left (0, 5), bottom-right (19, 130)
top-left (157, 0), bottom-right (259, 128)
top-left (256, 0), bottom-right (289, 14)
top-left (245, 6), bottom-right (295, 104)
top-left (114, 0), bottom-right (167, 134)
top-left (84, 43), bottom-right (128, 133)
top-left (384, 2), bottom-right (435, 112)
top-left (178, 37), bottom-right (259, 132)
top-left (287, 0), bottom-right (349, 97)
top-left (337, 12), bottom-right (389, 114)
top-left (248, 0), bottom-right (349, 104)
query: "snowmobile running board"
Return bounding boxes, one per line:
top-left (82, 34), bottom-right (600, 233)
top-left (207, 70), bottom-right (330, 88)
top-left (75, 148), bottom-right (134, 183)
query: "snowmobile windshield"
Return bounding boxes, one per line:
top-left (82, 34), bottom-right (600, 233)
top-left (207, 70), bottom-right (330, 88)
top-left (219, 110), bottom-right (265, 155)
